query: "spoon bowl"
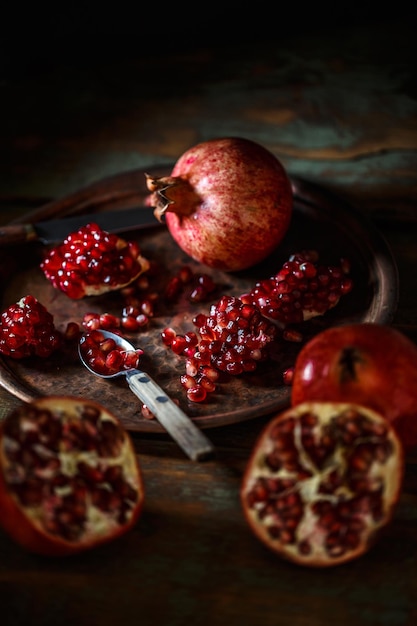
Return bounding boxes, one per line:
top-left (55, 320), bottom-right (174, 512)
top-left (78, 330), bottom-right (214, 461)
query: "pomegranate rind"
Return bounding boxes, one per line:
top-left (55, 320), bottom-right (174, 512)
top-left (0, 396), bottom-right (144, 556)
top-left (240, 401), bottom-right (404, 567)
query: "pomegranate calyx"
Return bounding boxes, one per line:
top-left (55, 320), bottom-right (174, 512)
top-left (337, 346), bottom-right (364, 383)
top-left (145, 174), bottom-right (200, 222)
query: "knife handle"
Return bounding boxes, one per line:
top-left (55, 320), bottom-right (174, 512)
top-left (0, 224), bottom-right (38, 246)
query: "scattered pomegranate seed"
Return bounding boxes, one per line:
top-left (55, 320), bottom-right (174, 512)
top-left (186, 385), bottom-right (207, 403)
top-left (164, 265), bottom-right (218, 303)
top-left (141, 404), bottom-right (156, 419)
top-left (63, 321), bottom-right (82, 342)
top-left (161, 327), bottom-right (177, 346)
top-left (282, 367), bottom-right (294, 385)
top-left (283, 329), bottom-right (303, 342)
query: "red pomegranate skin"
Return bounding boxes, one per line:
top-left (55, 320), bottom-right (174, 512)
top-left (147, 137), bottom-right (293, 271)
top-left (291, 323), bottom-right (417, 451)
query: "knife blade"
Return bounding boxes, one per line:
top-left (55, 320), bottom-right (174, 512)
top-left (0, 206), bottom-right (160, 247)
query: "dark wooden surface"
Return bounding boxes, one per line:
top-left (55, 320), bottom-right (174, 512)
top-left (1, 11), bottom-right (417, 626)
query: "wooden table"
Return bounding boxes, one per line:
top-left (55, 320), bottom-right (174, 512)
top-left (1, 12), bottom-right (417, 626)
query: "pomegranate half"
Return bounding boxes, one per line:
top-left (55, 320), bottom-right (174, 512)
top-left (241, 401), bottom-right (404, 567)
top-left (0, 396), bottom-right (144, 556)
top-left (146, 137), bottom-right (293, 271)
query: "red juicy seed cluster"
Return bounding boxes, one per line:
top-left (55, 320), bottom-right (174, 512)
top-left (40, 223), bottom-right (148, 299)
top-left (164, 265), bottom-right (217, 303)
top-left (0, 295), bottom-right (63, 359)
top-left (79, 330), bottom-right (143, 376)
top-left (242, 250), bottom-right (353, 325)
top-left (162, 295), bottom-right (278, 402)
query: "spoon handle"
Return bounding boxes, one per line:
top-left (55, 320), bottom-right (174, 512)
top-left (126, 369), bottom-right (215, 461)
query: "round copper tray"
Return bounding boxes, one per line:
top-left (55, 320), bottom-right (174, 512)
top-left (0, 169), bottom-right (399, 432)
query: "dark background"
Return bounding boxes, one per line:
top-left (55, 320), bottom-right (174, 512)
top-left (2, 4), bottom-right (415, 79)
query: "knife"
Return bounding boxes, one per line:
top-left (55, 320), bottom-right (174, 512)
top-left (0, 206), bottom-right (160, 247)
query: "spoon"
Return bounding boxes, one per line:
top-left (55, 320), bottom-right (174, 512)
top-left (78, 330), bottom-right (215, 462)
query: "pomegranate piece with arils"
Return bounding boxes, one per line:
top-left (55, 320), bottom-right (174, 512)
top-left (146, 137), bottom-right (293, 271)
top-left (241, 401), bottom-right (404, 567)
top-left (0, 396), bottom-right (144, 556)
top-left (40, 222), bottom-right (150, 299)
top-left (0, 294), bottom-right (63, 359)
top-left (242, 250), bottom-right (353, 325)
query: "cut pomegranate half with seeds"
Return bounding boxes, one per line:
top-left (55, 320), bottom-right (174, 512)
top-left (241, 250), bottom-right (353, 326)
top-left (241, 401), bottom-right (404, 567)
top-left (40, 223), bottom-right (150, 299)
top-left (0, 396), bottom-right (144, 556)
top-left (0, 294), bottom-right (63, 359)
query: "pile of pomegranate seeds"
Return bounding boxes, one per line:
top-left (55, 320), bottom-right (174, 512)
top-left (161, 251), bottom-right (354, 403)
top-left (40, 223), bottom-right (150, 299)
top-left (0, 295), bottom-right (63, 359)
top-left (242, 250), bottom-right (353, 325)
top-left (79, 330), bottom-right (143, 376)
top-left (164, 265), bottom-right (217, 303)
top-left (162, 295), bottom-right (279, 402)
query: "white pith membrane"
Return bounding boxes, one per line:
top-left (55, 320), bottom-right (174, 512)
top-left (1, 398), bottom-right (141, 544)
top-left (242, 402), bottom-right (403, 567)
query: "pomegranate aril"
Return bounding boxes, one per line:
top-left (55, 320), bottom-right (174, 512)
top-left (170, 335), bottom-right (187, 355)
top-left (161, 327), bottom-right (177, 346)
top-left (180, 374), bottom-right (197, 389)
top-left (199, 375), bottom-right (216, 393)
top-left (64, 321), bottom-right (82, 341)
top-left (186, 385), bottom-right (207, 403)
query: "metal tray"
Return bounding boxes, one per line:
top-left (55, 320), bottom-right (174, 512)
top-left (0, 169), bottom-right (399, 432)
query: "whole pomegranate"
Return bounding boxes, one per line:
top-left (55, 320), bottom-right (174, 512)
top-left (146, 137), bottom-right (293, 271)
top-left (241, 401), bottom-right (404, 567)
top-left (0, 396), bottom-right (144, 556)
top-left (290, 324), bottom-right (417, 451)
